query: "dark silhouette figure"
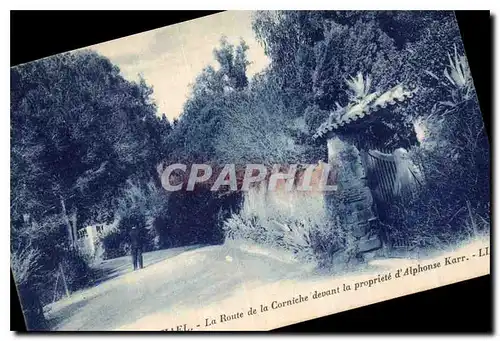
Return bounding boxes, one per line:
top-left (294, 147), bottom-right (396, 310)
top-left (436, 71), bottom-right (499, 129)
top-left (129, 226), bottom-right (144, 271)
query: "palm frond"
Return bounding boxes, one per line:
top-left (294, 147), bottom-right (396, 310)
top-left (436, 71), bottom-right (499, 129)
top-left (345, 72), bottom-right (372, 100)
top-left (443, 44), bottom-right (472, 90)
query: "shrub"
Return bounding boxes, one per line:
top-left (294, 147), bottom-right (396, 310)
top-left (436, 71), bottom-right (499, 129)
top-left (222, 186), bottom-right (356, 270)
top-left (381, 44), bottom-right (490, 252)
top-left (59, 251), bottom-right (92, 292)
top-left (385, 62), bottom-right (490, 250)
top-left (100, 228), bottom-right (130, 260)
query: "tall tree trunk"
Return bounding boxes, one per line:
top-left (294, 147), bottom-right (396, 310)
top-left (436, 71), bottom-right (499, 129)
top-left (60, 196), bottom-right (76, 250)
top-left (70, 209), bottom-right (78, 251)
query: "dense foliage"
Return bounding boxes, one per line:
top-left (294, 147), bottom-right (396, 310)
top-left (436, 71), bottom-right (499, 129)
top-left (11, 11), bottom-right (490, 329)
top-left (11, 50), bottom-right (171, 328)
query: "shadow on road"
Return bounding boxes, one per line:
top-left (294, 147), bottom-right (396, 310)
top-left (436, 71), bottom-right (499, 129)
top-left (89, 245), bottom-right (204, 287)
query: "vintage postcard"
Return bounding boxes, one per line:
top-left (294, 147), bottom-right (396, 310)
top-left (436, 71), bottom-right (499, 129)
top-left (11, 10), bottom-right (490, 331)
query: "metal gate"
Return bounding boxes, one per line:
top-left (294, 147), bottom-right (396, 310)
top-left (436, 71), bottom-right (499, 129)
top-left (362, 147), bottom-right (399, 204)
top-left (360, 147), bottom-right (409, 251)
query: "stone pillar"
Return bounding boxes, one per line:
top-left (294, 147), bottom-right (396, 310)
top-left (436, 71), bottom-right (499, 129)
top-left (326, 137), bottom-right (382, 258)
top-left (86, 225), bottom-right (96, 255)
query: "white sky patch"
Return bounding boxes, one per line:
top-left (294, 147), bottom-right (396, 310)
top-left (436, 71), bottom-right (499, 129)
top-left (89, 11), bottom-right (270, 121)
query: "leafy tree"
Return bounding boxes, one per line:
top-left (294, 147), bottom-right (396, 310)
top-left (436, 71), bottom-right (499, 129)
top-left (11, 50), bottom-right (171, 328)
top-left (396, 14), bottom-right (464, 119)
top-left (157, 38), bottom-right (254, 248)
top-left (251, 11), bottom-right (461, 130)
top-left (166, 37), bottom-right (251, 164)
top-left (215, 72), bottom-right (309, 165)
top-left (11, 50), bottom-right (171, 249)
top-left (253, 11), bottom-right (404, 115)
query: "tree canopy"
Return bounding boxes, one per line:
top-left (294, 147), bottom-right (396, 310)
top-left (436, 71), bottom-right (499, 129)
top-left (11, 50), bottom-right (171, 237)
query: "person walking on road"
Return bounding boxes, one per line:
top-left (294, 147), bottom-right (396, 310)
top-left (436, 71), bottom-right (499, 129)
top-left (129, 226), bottom-right (144, 271)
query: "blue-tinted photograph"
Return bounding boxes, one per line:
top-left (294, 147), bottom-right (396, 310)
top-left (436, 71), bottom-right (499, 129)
top-left (10, 11), bottom-right (490, 331)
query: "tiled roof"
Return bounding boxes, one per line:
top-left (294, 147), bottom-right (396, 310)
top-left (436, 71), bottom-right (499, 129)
top-left (312, 84), bottom-right (416, 140)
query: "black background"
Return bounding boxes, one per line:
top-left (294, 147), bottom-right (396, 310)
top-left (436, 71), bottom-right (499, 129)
top-left (10, 10), bottom-right (493, 333)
